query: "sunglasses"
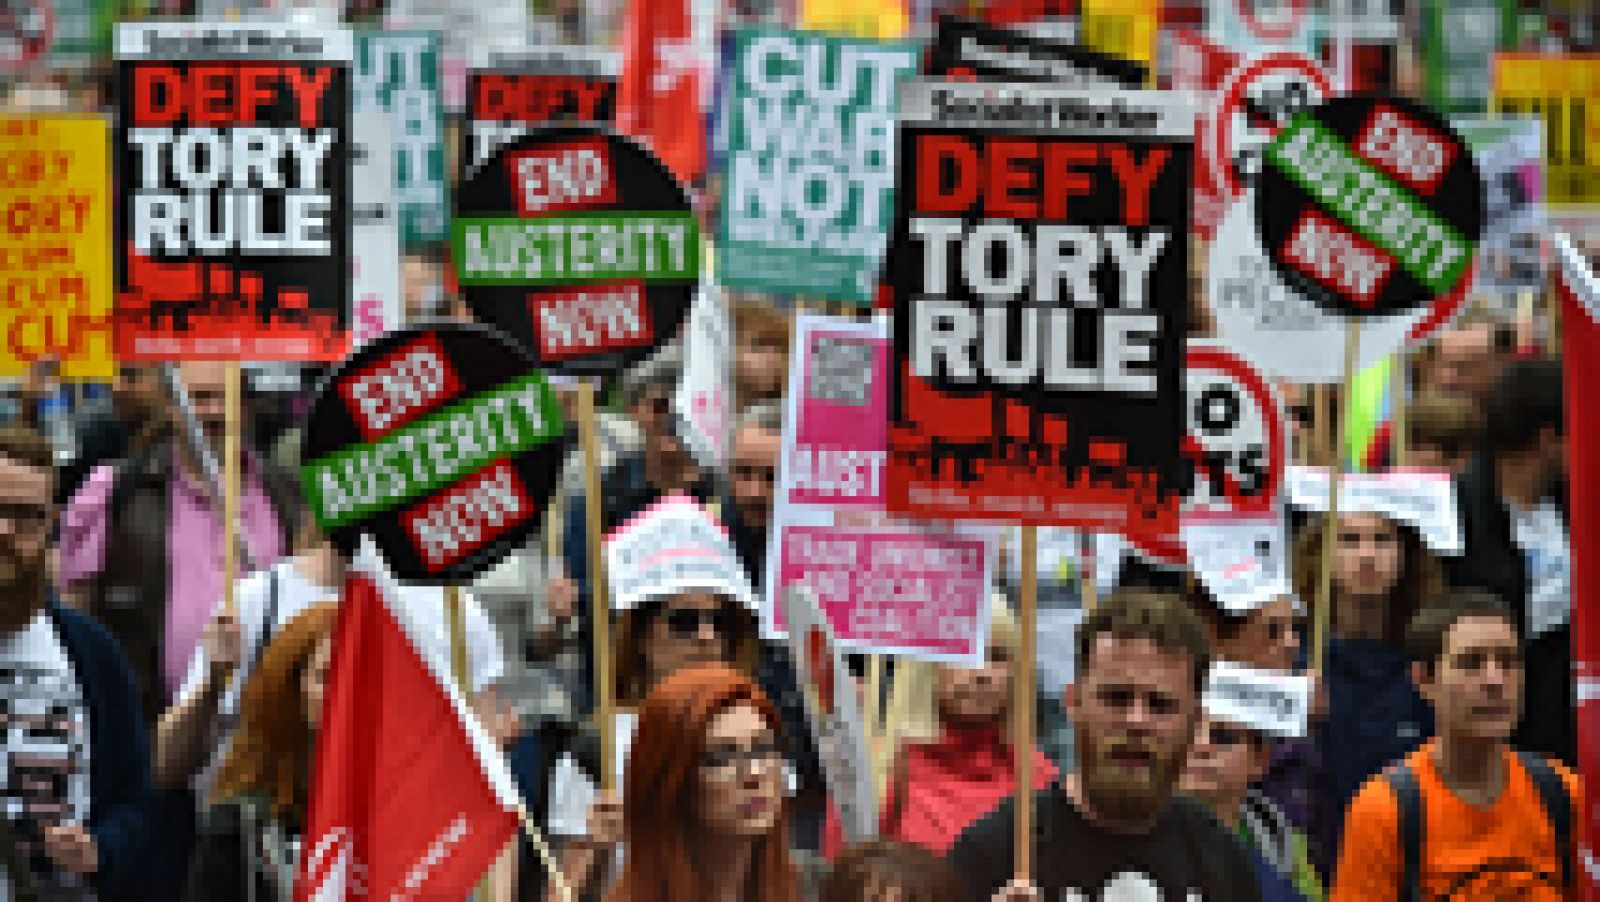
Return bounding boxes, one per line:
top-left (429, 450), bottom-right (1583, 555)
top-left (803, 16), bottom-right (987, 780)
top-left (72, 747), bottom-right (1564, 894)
top-left (659, 606), bottom-right (741, 639)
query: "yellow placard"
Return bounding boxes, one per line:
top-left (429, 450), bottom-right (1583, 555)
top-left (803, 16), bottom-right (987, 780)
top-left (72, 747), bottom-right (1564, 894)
top-left (1080, 0), bottom-right (1159, 83)
top-left (801, 0), bottom-right (908, 39)
top-left (1493, 53), bottom-right (1600, 210)
top-left (0, 115), bottom-right (113, 379)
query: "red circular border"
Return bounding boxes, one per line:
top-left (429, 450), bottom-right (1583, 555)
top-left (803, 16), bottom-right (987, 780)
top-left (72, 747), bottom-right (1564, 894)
top-left (1206, 51), bottom-right (1334, 199)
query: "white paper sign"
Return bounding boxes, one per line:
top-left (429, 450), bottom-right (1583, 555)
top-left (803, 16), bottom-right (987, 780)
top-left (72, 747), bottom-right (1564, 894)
top-left (782, 583), bottom-right (877, 842)
top-left (1287, 465), bottom-right (1462, 555)
top-left (352, 111), bottom-right (401, 347)
top-left (1204, 660), bottom-right (1312, 738)
top-left (1180, 512), bottom-right (1291, 613)
top-left (675, 283), bottom-right (731, 470)
top-left (605, 494), bottom-right (757, 613)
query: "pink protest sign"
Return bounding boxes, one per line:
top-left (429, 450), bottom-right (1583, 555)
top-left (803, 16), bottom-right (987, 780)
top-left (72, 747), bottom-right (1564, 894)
top-left (764, 315), bottom-right (995, 664)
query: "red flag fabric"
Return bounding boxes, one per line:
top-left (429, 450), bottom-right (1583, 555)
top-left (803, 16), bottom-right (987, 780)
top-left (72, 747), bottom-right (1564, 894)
top-left (617, 0), bottom-right (705, 185)
top-left (295, 542), bottom-right (520, 900)
top-left (1555, 234), bottom-right (1600, 901)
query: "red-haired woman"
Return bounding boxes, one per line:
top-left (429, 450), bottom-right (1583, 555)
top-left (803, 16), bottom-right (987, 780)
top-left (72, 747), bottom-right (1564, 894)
top-left (184, 602), bottom-right (338, 899)
top-left (607, 664), bottom-right (800, 902)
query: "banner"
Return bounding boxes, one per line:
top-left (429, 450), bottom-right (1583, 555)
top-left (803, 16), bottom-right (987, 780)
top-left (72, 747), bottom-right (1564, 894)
top-left (718, 29), bottom-right (917, 302)
top-left (1554, 233), bottom-right (1600, 902)
top-left (606, 494), bottom-right (757, 613)
top-left (299, 323), bottom-right (567, 583)
top-left (1492, 54), bottom-right (1600, 211)
top-left (885, 81), bottom-right (1193, 535)
top-left (452, 127), bottom-right (700, 377)
top-left (675, 283), bottom-right (731, 471)
top-left (1454, 117), bottom-right (1547, 303)
top-left (354, 30), bottom-right (448, 247)
top-left (618, 0), bottom-right (705, 185)
top-left (926, 15), bottom-right (1146, 87)
top-left (114, 22), bottom-right (353, 362)
top-left (351, 111), bottom-right (401, 348)
top-left (1420, 0), bottom-right (1513, 116)
top-left (463, 46), bottom-right (618, 177)
top-left (767, 315), bottom-right (996, 663)
top-left (296, 539), bottom-right (521, 901)
top-left (1204, 660), bottom-right (1312, 738)
top-left (0, 114), bottom-right (113, 379)
top-left (1286, 465), bottom-right (1462, 555)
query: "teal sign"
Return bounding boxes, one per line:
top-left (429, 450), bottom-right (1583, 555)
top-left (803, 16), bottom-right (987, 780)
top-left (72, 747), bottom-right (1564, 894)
top-left (355, 30), bottom-right (449, 247)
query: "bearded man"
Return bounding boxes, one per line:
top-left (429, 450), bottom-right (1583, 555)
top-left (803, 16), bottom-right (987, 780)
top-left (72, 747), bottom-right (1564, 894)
top-left (947, 590), bottom-right (1262, 902)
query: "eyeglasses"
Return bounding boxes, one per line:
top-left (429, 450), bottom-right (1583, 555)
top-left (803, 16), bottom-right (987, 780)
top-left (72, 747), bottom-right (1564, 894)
top-left (699, 739), bottom-right (784, 779)
top-left (0, 502), bottom-right (50, 533)
top-left (660, 607), bottom-right (739, 639)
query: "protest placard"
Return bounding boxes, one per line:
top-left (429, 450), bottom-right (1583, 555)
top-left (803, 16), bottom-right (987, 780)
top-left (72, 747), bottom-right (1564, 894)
top-left (354, 30), bottom-right (448, 247)
top-left (926, 15), bottom-right (1146, 88)
top-left (1205, 660), bottom-right (1312, 738)
top-left (463, 46), bottom-right (617, 176)
top-left (1420, 0), bottom-right (1513, 115)
top-left (299, 323), bottom-right (567, 583)
top-left (885, 80), bottom-right (1193, 536)
top-left (675, 283), bottom-right (731, 470)
top-left (1454, 117), bottom-right (1546, 302)
top-left (767, 315), bottom-right (996, 664)
top-left (606, 494), bottom-right (757, 613)
top-left (0, 114), bottom-right (113, 379)
top-left (1180, 512), bottom-right (1290, 613)
top-left (114, 22), bottom-right (353, 361)
top-left (453, 126), bottom-right (699, 377)
top-left (1287, 465), bottom-right (1462, 555)
top-left (351, 111), bottom-right (400, 348)
top-left (1492, 53), bottom-right (1599, 211)
top-left (718, 28), bottom-right (918, 302)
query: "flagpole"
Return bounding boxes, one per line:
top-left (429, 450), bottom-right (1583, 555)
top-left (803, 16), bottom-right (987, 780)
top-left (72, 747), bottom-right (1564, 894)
top-left (1312, 324), bottom-right (1361, 677)
top-left (578, 380), bottom-right (617, 792)
top-left (222, 362), bottom-right (241, 617)
top-left (1015, 524), bottom-right (1037, 882)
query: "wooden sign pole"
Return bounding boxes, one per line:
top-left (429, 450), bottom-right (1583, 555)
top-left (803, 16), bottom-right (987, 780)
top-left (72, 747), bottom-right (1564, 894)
top-left (222, 362), bottom-right (241, 617)
top-left (577, 380), bottom-right (616, 792)
top-left (1311, 325), bottom-right (1362, 676)
top-left (1014, 524), bottom-right (1038, 882)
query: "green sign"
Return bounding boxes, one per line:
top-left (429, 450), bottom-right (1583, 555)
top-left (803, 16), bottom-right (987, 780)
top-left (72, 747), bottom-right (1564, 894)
top-left (452, 212), bottom-right (701, 286)
top-left (1420, 0), bottom-right (1513, 115)
top-left (302, 371), bottom-right (563, 529)
top-left (1267, 115), bottom-right (1473, 293)
top-left (355, 30), bottom-right (449, 247)
top-left (718, 27), bottom-right (919, 302)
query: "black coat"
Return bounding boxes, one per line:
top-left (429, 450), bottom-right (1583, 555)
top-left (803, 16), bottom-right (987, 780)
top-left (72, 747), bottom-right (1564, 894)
top-left (1445, 455), bottom-right (1574, 765)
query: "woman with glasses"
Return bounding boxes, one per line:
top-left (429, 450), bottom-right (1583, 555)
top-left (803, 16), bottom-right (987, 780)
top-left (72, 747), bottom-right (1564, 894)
top-left (605, 664), bottom-right (800, 902)
top-left (544, 585), bottom-right (765, 901)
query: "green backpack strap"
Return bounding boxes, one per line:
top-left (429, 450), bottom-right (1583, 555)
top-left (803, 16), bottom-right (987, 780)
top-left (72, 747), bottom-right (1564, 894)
top-left (1383, 762), bottom-right (1424, 902)
top-left (1517, 750), bottom-right (1573, 894)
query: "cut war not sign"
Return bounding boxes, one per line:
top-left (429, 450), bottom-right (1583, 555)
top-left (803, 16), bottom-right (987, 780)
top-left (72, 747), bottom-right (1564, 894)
top-left (886, 81), bottom-right (1193, 535)
top-left (453, 127), bottom-right (698, 377)
top-left (299, 323), bottom-right (567, 583)
top-left (766, 315), bottom-right (996, 664)
top-left (0, 115), bottom-right (113, 379)
top-left (354, 30), bottom-right (449, 247)
top-left (718, 28), bottom-right (918, 302)
top-left (115, 22), bottom-right (353, 362)
top-left (464, 46), bottom-right (617, 176)
top-left (1211, 95), bottom-right (1484, 383)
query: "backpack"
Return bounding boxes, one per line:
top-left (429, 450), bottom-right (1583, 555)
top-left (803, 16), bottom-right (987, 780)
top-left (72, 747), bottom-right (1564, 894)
top-left (1384, 750), bottom-right (1572, 902)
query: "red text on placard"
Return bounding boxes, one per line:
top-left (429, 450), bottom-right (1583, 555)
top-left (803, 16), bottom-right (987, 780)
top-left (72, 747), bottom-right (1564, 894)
top-left (338, 333), bottom-right (462, 439)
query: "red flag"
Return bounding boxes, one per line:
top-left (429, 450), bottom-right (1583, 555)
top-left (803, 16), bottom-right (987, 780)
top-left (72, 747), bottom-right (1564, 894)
top-left (1556, 234), bottom-right (1600, 901)
top-left (617, 0), bottom-right (704, 185)
top-left (295, 541), bottom-right (520, 900)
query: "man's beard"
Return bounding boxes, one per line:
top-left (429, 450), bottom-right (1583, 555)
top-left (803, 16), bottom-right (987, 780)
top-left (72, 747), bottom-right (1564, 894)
top-left (1078, 730), bottom-right (1189, 826)
top-left (0, 544), bottom-right (45, 633)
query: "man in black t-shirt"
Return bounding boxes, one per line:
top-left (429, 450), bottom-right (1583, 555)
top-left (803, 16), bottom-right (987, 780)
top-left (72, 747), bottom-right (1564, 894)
top-left (948, 591), bottom-right (1261, 902)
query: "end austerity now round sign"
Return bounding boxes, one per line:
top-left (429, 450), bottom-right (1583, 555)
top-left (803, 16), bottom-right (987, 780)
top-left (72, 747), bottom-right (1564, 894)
top-left (299, 322), bottom-right (568, 583)
top-left (452, 126), bottom-right (699, 377)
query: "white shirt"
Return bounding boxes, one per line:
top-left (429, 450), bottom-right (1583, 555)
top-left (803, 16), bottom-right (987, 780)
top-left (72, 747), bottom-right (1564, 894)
top-left (178, 558), bottom-right (507, 793)
top-left (1509, 499), bottom-right (1571, 638)
top-left (0, 610), bottom-right (94, 900)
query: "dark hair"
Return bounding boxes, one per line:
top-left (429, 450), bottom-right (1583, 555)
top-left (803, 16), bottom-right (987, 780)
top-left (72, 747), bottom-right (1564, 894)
top-left (818, 841), bottom-right (963, 902)
top-left (1292, 514), bottom-right (1445, 647)
top-left (1482, 358), bottom-right (1564, 457)
top-left (1077, 590), bottom-right (1212, 692)
top-left (1406, 589), bottom-right (1519, 676)
top-left (0, 425), bottom-right (56, 482)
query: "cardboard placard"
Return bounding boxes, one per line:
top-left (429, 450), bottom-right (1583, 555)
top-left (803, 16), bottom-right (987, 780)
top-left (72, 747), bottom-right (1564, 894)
top-left (1287, 465), bottom-right (1463, 555)
top-left (354, 30), bottom-right (449, 247)
top-left (299, 322), bottom-right (567, 583)
top-left (885, 80), bottom-right (1193, 535)
top-left (1492, 53), bottom-right (1599, 211)
top-left (463, 46), bottom-right (618, 176)
top-left (350, 110), bottom-right (401, 348)
top-left (1204, 660), bottom-right (1311, 738)
top-left (926, 15), bottom-right (1147, 87)
top-left (1180, 511), bottom-right (1290, 613)
top-left (766, 315), bottom-right (996, 664)
top-left (1454, 117), bottom-right (1547, 301)
top-left (605, 494), bottom-right (757, 613)
top-left (0, 114), bottom-right (113, 379)
top-left (114, 22), bottom-right (353, 362)
top-left (718, 28), bottom-right (918, 302)
top-left (452, 126), bottom-right (699, 377)
top-left (675, 283), bottom-right (731, 471)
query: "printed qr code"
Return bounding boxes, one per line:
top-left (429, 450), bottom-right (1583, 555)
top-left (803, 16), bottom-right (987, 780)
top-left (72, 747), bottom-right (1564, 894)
top-left (808, 336), bottom-right (873, 406)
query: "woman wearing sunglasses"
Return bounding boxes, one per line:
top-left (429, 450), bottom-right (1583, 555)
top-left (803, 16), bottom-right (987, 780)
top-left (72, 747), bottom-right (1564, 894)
top-left (543, 584), bottom-right (763, 901)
